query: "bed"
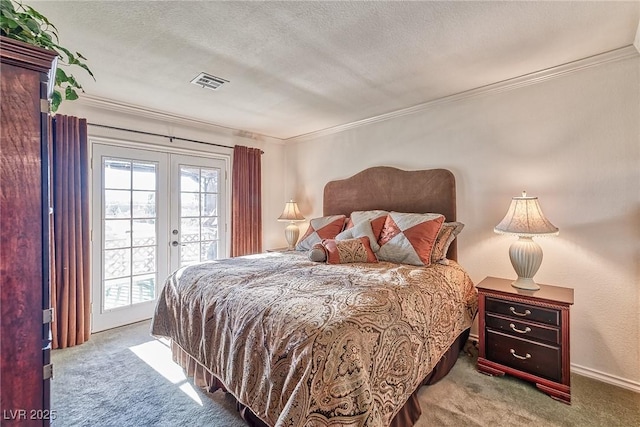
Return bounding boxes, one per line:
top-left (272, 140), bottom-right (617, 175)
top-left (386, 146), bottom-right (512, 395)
top-left (151, 166), bottom-right (478, 427)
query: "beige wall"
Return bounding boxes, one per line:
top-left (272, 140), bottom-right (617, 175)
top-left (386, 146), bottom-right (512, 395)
top-left (284, 56), bottom-right (640, 389)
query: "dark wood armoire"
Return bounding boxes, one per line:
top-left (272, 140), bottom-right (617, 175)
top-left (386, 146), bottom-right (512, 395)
top-left (1, 36), bottom-right (57, 425)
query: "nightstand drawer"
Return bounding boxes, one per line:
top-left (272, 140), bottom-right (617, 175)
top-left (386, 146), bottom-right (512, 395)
top-left (486, 330), bottom-right (561, 382)
top-left (486, 313), bottom-right (561, 344)
top-left (485, 297), bottom-right (560, 326)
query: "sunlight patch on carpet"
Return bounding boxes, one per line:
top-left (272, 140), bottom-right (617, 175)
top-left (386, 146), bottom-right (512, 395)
top-left (129, 339), bottom-right (203, 406)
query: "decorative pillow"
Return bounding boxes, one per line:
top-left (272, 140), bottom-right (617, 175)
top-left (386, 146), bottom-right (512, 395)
top-left (377, 212), bottom-right (445, 266)
top-left (345, 210), bottom-right (388, 241)
top-left (336, 220), bottom-right (381, 252)
top-left (296, 215), bottom-right (346, 251)
top-left (308, 243), bottom-right (327, 262)
top-left (431, 222), bottom-right (465, 264)
top-left (322, 237), bottom-right (378, 264)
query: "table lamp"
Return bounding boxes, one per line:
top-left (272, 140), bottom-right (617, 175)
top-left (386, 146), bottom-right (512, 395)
top-left (277, 200), bottom-right (305, 250)
top-left (494, 191), bottom-right (559, 290)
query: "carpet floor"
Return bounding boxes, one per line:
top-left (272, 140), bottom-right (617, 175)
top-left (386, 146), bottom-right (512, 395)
top-left (51, 320), bottom-right (639, 426)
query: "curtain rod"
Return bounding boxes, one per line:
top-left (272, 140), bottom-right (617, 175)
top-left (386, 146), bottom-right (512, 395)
top-left (87, 123), bottom-right (264, 154)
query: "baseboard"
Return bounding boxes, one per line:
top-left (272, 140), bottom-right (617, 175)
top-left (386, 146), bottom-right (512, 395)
top-left (570, 364), bottom-right (640, 393)
top-left (467, 333), bottom-right (640, 393)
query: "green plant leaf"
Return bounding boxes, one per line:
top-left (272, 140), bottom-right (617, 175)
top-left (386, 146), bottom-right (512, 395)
top-left (24, 17), bottom-right (40, 34)
top-left (55, 67), bottom-right (69, 84)
top-left (0, 15), bottom-right (18, 30)
top-left (25, 5), bottom-right (50, 26)
top-left (76, 62), bottom-right (95, 80)
top-left (65, 86), bottom-right (78, 100)
top-left (66, 74), bottom-right (79, 87)
top-left (51, 90), bottom-right (62, 112)
top-left (0, 0), bottom-right (16, 13)
top-left (2, 0), bottom-right (94, 109)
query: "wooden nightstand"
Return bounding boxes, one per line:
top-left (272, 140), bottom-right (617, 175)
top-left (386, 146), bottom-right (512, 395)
top-left (477, 276), bottom-right (574, 404)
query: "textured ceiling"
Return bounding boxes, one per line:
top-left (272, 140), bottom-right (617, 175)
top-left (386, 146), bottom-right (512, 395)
top-left (27, 1), bottom-right (640, 140)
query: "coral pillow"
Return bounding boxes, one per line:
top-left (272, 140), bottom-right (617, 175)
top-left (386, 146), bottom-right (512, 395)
top-left (296, 215), bottom-right (346, 251)
top-left (322, 237), bottom-right (378, 264)
top-left (345, 210), bottom-right (388, 241)
top-left (377, 212), bottom-right (445, 266)
top-left (431, 222), bottom-right (465, 264)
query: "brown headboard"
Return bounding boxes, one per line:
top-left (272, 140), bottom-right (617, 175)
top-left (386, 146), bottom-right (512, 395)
top-left (323, 166), bottom-right (458, 260)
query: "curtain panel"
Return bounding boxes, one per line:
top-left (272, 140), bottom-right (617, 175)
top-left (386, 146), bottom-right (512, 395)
top-left (51, 115), bottom-right (91, 349)
top-left (231, 146), bottom-right (262, 256)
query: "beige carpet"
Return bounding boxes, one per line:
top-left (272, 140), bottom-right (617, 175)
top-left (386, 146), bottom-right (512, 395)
top-left (52, 320), bottom-right (639, 426)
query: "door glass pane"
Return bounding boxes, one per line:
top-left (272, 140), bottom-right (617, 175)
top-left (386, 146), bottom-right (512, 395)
top-left (132, 191), bottom-right (156, 218)
top-left (179, 165), bottom-right (221, 267)
top-left (181, 218), bottom-right (199, 243)
top-left (105, 190), bottom-right (131, 218)
top-left (104, 219), bottom-right (131, 249)
top-left (133, 163), bottom-right (156, 190)
top-left (201, 193), bottom-right (217, 216)
top-left (180, 193), bottom-right (199, 217)
top-left (104, 248), bottom-right (131, 279)
top-left (180, 167), bottom-right (200, 192)
top-left (181, 242), bottom-right (200, 265)
top-left (201, 169), bottom-right (219, 192)
top-left (102, 158), bottom-right (158, 311)
top-left (201, 241), bottom-right (217, 261)
top-left (132, 246), bottom-right (156, 275)
top-left (104, 160), bottom-right (131, 189)
top-left (201, 217), bottom-right (218, 241)
top-left (132, 275), bottom-right (155, 304)
top-left (104, 277), bottom-right (130, 310)
top-left (132, 219), bottom-right (156, 246)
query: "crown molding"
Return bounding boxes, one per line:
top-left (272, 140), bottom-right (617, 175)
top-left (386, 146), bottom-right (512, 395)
top-left (76, 93), bottom-right (281, 143)
top-left (286, 45), bottom-right (639, 143)
top-left (75, 45), bottom-right (638, 145)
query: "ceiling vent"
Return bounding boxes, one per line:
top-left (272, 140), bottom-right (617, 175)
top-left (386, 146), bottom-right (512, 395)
top-left (190, 72), bottom-right (229, 91)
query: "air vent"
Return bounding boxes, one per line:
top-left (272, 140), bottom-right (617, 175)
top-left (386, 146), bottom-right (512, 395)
top-left (190, 72), bottom-right (229, 91)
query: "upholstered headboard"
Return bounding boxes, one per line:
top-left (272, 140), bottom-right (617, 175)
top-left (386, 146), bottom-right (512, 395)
top-left (323, 166), bottom-right (458, 260)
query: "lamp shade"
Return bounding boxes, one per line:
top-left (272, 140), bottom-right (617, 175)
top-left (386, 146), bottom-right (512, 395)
top-left (494, 191), bottom-right (558, 236)
top-left (494, 191), bottom-right (558, 291)
top-left (278, 200), bottom-right (305, 222)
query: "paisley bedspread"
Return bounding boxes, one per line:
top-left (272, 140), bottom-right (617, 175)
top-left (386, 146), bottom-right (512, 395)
top-left (151, 252), bottom-right (477, 427)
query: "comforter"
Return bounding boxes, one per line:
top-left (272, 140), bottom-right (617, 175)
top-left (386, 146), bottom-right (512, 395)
top-left (151, 252), bottom-right (477, 427)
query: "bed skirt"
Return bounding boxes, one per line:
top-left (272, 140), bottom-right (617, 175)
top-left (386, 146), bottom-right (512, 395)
top-left (171, 328), bottom-right (470, 427)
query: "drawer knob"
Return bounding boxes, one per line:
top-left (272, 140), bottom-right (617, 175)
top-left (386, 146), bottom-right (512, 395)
top-left (509, 323), bottom-right (531, 334)
top-left (510, 306), bottom-right (531, 317)
top-left (510, 349), bottom-right (532, 360)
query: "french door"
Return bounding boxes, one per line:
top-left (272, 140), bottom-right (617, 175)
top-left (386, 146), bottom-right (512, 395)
top-left (91, 144), bottom-right (227, 332)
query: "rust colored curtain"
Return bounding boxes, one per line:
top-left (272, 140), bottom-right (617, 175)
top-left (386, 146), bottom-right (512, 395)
top-left (51, 115), bottom-right (90, 349)
top-left (231, 145), bottom-right (262, 256)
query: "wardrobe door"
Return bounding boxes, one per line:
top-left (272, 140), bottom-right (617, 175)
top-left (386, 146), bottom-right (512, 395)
top-left (0, 37), bottom-right (56, 426)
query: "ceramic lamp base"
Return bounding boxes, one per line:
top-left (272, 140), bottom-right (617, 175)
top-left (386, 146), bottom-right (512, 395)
top-left (509, 236), bottom-right (543, 291)
top-left (284, 222), bottom-right (300, 251)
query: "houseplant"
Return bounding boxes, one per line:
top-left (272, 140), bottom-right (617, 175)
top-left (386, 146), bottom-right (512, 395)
top-left (0, 0), bottom-right (94, 111)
